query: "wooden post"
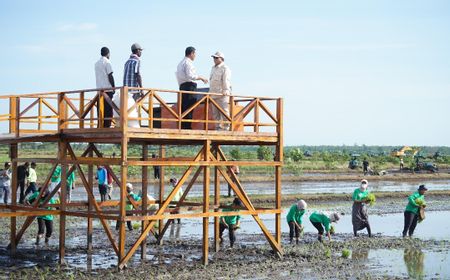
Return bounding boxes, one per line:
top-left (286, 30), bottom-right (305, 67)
top-left (9, 97), bottom-right (17, 134)
top-left (275, 98), bottom-right (283, 245)
top-left (38, 98), bottom-right (42, 131)
top-left (213, 144), bottom-right (220, 252)
top-left (157, 144), bottom-right (165, 245)
top-left (15, 98), bottom-right (20, 137)
top-left (118, 87), bottom-right (128, 267)
top-left (141, 144), bottom-right (148, 259)
top-left (9, 143), bottom-right (18, 254)
top-left (59, 141), bottom-right (68, 264)
top-left (202, 140), bottom-right (211, 265)
top-left (87, 147), bottom-right (93, 251)
top-left (80, 92), bottom-right (85, 129)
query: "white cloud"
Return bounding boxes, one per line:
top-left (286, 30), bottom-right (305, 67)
top-left (57, 23), bottom-right (98, 32)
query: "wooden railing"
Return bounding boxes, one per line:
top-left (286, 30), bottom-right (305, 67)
top-left (0, 87), bottom-right (282, 137)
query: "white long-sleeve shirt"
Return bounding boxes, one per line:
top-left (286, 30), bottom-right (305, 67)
top-left (176, 57), bottom-right (198, 85)
top-left (209, 62), bottom-right (232, 95)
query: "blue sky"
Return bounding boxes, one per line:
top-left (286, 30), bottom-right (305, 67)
top-left (0, 0), bottom-right (449, 146)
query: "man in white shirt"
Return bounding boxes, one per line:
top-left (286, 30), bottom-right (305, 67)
top-left (209, 51), bottom-right (232, 130)
top-left (176, 46), bottom-right (208, 129)
top-left (95, 47), bottom-right (115, 128)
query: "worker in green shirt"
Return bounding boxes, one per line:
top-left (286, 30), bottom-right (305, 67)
top-left (116, 183), bottom-right (141, 231)
top-left (65, 170), bottom-right (75, 203)
top-left (286, 199), bottom-right (307, 244)
top-left (403, 185), bottom-right (427, 237)
top-left (50, 165), bottom-right (61, 193)
top-left (309, 211), bottom-right (340, 242)
top-left (219, 198), bottom-right (242, 248)
top-left (352, 179), bottom-right (372, 237)
top-left (26, 188), bottom-right (56, 245)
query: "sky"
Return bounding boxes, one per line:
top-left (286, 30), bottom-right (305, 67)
top-left (0, 0), bottom-right (449, 146)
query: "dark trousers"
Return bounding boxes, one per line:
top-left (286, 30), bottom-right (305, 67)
top-left (18, 180), bottom-right (26, 203)
top-left (288, 222), bottom-right (300, 239)
top-left (179, 82), bottom-right (198, 129)
top-left (311, 221), bottom-right (325, 235)
top-left (403, 211), bottom-right (419, 237)
top-left (154, 166), bottom-right (160, 179)
top-left (116, 213), bottom-right (133, 231)
top-left (25, 182), bottom-right (37, 197)
top-left (37, 218), bottom-right (53, 238)
top-left (97, 91), bottom-right (115, 128)
top-left (219, 223), bottom-right (237, 247)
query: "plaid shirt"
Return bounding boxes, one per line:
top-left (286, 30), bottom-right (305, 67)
top-left (123, 54), bottom-right (140, 88)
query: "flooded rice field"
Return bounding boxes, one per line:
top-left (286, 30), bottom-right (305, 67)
top-left (1, 178), bottom-right (450, 279)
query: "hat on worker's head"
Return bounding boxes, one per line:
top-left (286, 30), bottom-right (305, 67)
top-left (418, 185), bottom-right (428, 191)
top-left (131, 43), bottom-right (143, 52)
top-left (126, 183), bottom-right (133, 191)
top-left (169, 178), bottom-right (178, 185)
top-left (211, 51), bottom-right (225, 60)
top-left (329, 212), bottom-right (340, 223)
top-left (297, 199), bottom-right (307, 210)
top-left (361, 179), bottom-right (368, 185)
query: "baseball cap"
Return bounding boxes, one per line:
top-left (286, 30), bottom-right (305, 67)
top-left (131, 43), bottom-right (143, 52)
top-left (418, 185), bottom-right (428, 191)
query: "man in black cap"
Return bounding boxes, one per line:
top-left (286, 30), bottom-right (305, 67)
top-left (176, 46), bottom-right (208, 129)
top-left (403, 184), bottom-right (427, 237)
top-left (124, 43), bottom-right (143, 100)
top-left (95, 47), bottom-right (115, 128)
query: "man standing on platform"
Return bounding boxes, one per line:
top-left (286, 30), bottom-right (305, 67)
top-left (209, 51), bottom-right (232, 130)
top-left (95, 47), bottom-right (115, 128)
top-left (124, 43), bottom-right (143, 100)
top-left (176, 46), bottom-right (208, 129)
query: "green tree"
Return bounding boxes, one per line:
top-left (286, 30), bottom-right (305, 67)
top-left (289, 148), bottom-right (303, 162)
top-left (229, 148), bottom-right (242, 160)
top-left (257, 146), bottom-right (273, 160)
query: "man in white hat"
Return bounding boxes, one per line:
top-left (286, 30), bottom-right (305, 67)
top-left (209, 51), bottom-right (232, 130)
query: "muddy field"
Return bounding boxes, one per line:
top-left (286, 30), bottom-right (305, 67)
top-left (1, 189), bottom-right (449, 280)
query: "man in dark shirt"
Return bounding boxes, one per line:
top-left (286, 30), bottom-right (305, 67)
top-left (363, 159), bottom-right (369, 175)
top-left (17, 162), bottom-right (30, 204)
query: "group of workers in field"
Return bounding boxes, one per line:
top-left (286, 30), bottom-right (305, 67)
top-left (1, 161), bottom-right (427, 247)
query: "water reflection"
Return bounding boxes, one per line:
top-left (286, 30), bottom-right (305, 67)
top-left (404, 248), bottom-right (425, 280)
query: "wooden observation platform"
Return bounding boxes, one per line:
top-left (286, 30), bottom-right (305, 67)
top-left (0, 86), bottom-right (283, 269)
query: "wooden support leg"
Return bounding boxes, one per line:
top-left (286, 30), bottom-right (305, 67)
top-left (87, 147), bottom-right (94, 252)
top-left (203, 140), bottom-right (211, 265)
top-left (141, 144), bottom-right (148, 260)
top-left (59, 141), bottom-right (68, 265)
top-left (118, 138), bottom-right (128, 267)
top-left (9, 143), bottom-right (18, 254)
top-left (213, 145), bottom-right (220, 252)
top-left (275, 165), bottom-right (282, 246)
top-left (157, 145), bottom-right (165, 245)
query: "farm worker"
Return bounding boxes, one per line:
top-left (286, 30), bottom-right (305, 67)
top-left (49, 165), bottom-right (61, 193)
top-left (116, 183), bottom-right (141, 231)
top-left (0, 162), bottom-right (12, 204)
top-left (24, 162), bottom-right (37, 198)
top-left (403, 185), bottom-right (427, 237)
top-left (286, 199), bottom-right (307, 244)
top-left (227, 163), bottom-right (239, 197)
top-left (176, 46), bottom-right (208, 129)
top-left (95, 166), bottom-right (108, 202)
top-left (309, 211), bottom-right (340, 242)
top-left (352, 179), bottom-right (372, 237)
top-left (65, 170), bottom-right (75, 203)
top-left (17, 162), bottom-right (30, 204)
top-left (209, 51), bottom-right (232, 130)
top-left (26, 188), bottom-right (56, 245)
top-left (168, 178), bottom-right (182, 224)
top-left (219, 198), bottom-right (242, 248)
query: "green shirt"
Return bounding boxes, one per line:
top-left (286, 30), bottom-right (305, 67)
top-left (286, 204), bottom-right (305, 225)
top-left (309, 211), bottom-right (331, 233)
top-left (126, 192), bottom-right (141, 211)
top-left (405, 191), bottom-right (425, 214)
top-left (67, 171), bottom-right (75, 186)
top-left (221, 207), bottom-right (241, 226)
top-left (51, 166), bottom-right (61, 183)
top-left (352, 188), bottom-right (369, 202)
top-left (27, 191), bottom-right (56, 221)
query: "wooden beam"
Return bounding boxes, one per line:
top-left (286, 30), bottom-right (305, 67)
top-left (87, 147), bottom-right (93, 251)
top-left (59, 141), bottom-right (68, 264)
top-left (213, 145), bottom-right (220, 252)
top-left (203, 140), bottom-right (211, 265)
top-left (141, 144), bottom-right (148, 260)
top-left (157, 144), bottom-right (165, 245)
top-left (9, 143), bottom-right (18, 253)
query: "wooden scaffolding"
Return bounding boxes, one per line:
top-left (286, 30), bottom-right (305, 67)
top-left (0, 86), bottom-right (283, 269)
